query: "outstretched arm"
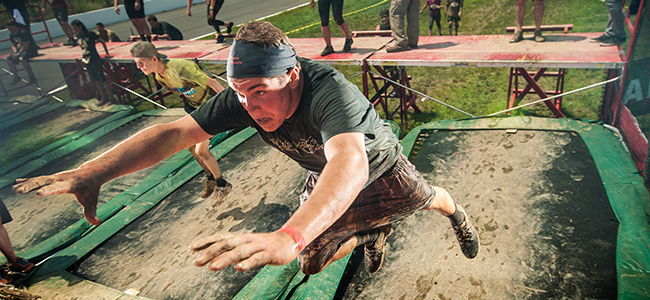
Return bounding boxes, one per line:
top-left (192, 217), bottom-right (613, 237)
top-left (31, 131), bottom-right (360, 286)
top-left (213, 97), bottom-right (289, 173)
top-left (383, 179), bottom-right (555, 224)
top-left (191, 132), bottom-right (369, 272)
top-left (13, 115), bottom-right (212, 225)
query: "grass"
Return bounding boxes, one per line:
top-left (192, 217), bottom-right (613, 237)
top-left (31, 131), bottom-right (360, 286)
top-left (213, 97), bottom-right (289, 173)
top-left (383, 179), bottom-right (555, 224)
top-left (52, 0), bottom-right (623, 137)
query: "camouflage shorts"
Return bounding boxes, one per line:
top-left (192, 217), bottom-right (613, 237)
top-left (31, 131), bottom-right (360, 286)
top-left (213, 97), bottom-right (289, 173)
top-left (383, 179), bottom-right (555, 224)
top-left (297, 153), bottom-right (435, 274)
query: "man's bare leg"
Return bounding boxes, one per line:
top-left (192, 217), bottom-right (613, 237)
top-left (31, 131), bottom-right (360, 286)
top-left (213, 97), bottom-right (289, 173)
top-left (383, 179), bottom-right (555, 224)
top-left (510, 0), bottom-right (526, 42)
top-left (533, 0), bottom-right (545, 42)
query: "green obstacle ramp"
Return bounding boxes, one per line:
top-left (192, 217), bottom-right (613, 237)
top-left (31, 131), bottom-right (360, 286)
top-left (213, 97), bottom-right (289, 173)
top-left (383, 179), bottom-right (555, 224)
top-left (334, 116), bottom-right (649, 299)
top-left (23, 127), bottom-right (255, 299)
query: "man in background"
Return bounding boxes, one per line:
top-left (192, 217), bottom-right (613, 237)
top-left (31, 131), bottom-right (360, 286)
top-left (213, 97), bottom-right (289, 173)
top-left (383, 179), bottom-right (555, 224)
top-left (147, 15), bottom-right (183, 40)
top-left (4, 20), bottom-right (37, 85)
top-left (96, 22), bottom-right (122, 42)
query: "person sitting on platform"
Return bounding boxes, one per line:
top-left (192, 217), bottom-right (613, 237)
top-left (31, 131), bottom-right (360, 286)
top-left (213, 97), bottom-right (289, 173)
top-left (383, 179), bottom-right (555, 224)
top-left (510, 0), bottom-right (544, 43)
top-left (13, 21), bottom-right (480, 276)
top-left (309, 0), bottom-right (354, 56)
top-left (4, 20), bottom-right (37, 85)
top-left (71, 19), bottom-right (116, 105)
top-left (130, 41), bottom-right (232, 206)
top-left (41, 0), bottom-right (77, 46)
top-left (0, 197), bottom-right (35, 284)
top-left (445, 0), bottom-right (462, 36)
top-left (147, 15), bottom-right (183, 41)
top-left (95, 22), bottom-right (122, 42)
top-left (376, 9), bottom-right (391, 31)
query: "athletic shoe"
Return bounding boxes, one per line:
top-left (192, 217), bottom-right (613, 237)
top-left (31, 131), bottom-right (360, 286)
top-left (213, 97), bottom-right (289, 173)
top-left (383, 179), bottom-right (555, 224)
top-left (9, 76), bottom-right (22, 85)
top-left (534, 29), bottom-right (545, 42)
top-left (589, 34), bottom-right (607, 43)
top-left (386, 44), bottom-right (409, 53)
top-left (25, 77), bottom-right (36, 85)
top-left (226, 22), bottom-right (233, 34)
top-left (509, 30), bottom-right (523, 43)
top-left (600, 36), bottom-right (625, 47)
top-left (408, 44), bottom-right (418, 49)
top-left (211, 181), bottom-right (232, 207)
top-left (216, 35), bottom-right (225, 43)
top-left (7, 257), bottom-right (34, 273)
top-left (320, 45), bottom-right (334, 56)
top-left (201, 179), bottom-right (217, 198)
top-left (364, 224), bottom-right (391, 274)
top-left (452, 205), bottom-right (480, 259)
top-left (343, 38), bottom-right (353, 51)
top-left (63, 38), bottom-right (77, 46)
top-left (0, 268), bottom-right (11, 284)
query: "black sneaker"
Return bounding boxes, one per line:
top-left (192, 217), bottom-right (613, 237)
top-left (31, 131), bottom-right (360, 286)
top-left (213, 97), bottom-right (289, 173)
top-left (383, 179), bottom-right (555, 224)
top-left (452, 205), bottom-right (480, 259)
top-left (589, 34), bottom-right (607, 43)
top-left (216, 35), bottom-right (225, 43)
top-left (320, 45), bottom-right (334, 56)
top-left (600, 35), bottom-right (625, 47)
top-left (226, 22), bottom-right (234, 34)
top-left (408, 44), bottom-right (418, 49)
top-left (343, 38), bottom-right (353, 52)
top-left (364, 224), bottom-right (391, 273)
top-left (25, 77), bottom-right (36, 85)
top-left (63, 38), bottom-right (77, 46)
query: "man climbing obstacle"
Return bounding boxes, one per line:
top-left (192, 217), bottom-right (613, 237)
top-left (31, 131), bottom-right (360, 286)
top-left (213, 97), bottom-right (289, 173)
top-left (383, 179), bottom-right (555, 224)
top-left (13, 21), bottom-right (479, 275)
top-left (130, 41), bottom-right (232, 206)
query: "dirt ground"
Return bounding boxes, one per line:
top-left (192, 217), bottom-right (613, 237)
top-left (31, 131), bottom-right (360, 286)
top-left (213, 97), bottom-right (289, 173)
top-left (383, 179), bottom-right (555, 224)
top-left (72, 136), bottom-right (309, 299)
top-left (339, 129), bottom-right (617, 299)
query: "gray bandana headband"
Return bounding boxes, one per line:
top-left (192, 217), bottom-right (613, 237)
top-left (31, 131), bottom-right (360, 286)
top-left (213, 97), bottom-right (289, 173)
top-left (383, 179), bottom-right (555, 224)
top-left (227, 40), bottom-right (297, 78)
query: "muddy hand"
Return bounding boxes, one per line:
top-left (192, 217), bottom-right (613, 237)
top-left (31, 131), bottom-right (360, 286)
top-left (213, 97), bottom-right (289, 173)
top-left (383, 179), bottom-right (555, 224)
top-left (191, 232), bottom-right (298, 272)
top-left (13, 172), bottom-right (102, 226)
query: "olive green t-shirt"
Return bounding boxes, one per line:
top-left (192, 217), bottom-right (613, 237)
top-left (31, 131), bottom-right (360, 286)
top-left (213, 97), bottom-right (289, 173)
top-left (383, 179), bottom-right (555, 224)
top-left (154, 59), bottom-right (214, 108)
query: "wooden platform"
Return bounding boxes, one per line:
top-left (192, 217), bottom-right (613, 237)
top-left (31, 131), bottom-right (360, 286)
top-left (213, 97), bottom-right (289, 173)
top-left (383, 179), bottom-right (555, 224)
top-left (5, 33), bottom-right (622, 69)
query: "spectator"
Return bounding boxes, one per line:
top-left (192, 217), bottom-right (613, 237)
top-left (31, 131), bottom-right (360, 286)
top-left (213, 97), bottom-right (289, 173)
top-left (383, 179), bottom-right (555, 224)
top-left (421, 0), bottom-right (443, 36)
top-left (147, 15), bottom-right (183, 40)
top-left (4, 20), bottom-right (37, 85)
top-left (589, 0), bottom-right (626, 47)
top-left (510, 0), bottom-right (544, 43)
top-left (187, 0), bottom-right (233, 43)
top-left (387, 0), bottom-right (420, 53)
top-left (71, 19), bottom-right (116, 104)
top-left (95, 22), bottom-right (122, 42)
top-left (445, 0), bottom-right (462, 36)
top-left (41, 0), bottom-right (77, 46)
top-left (376, 9), bottom-right (391, 31)
top-left (0, 197), bottom-right (34, 284)
top-left (114, 0), bottom-right (151, 42)
top-left (309, 0), bottom-right (354, 56)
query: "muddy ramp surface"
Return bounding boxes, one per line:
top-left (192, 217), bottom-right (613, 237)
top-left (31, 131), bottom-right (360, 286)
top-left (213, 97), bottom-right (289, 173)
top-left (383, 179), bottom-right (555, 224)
top-left (340, 129), bottom-right (617, 299)
top-left (72, 135), bottom-right (309, 299)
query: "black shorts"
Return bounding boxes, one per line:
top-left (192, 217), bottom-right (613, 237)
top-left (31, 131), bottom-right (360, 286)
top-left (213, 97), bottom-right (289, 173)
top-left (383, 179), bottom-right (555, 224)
top-left (124, 0), bottom-right (145, 19)
top-left (0, 198), bottom-right (13, 224)
top-left (86, 58), bottom-right (106, 82)
top-left (6, 51), bottom-right (37, 64)
top-left (448, 15), bottom-right (461, 22)
top-left (53, 7), bottom-right (68, 22)
top-left (184, 101), bottom-right (197, 114)
top-left (297, 153), bottom-right (435, 274)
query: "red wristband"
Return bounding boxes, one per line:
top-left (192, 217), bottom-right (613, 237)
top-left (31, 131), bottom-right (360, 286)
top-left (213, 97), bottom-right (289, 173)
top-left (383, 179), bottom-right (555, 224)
top-left (279, 225), bottom-right (306, 251)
